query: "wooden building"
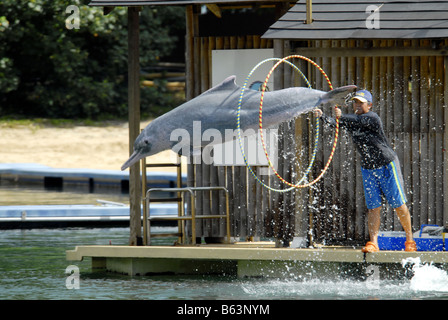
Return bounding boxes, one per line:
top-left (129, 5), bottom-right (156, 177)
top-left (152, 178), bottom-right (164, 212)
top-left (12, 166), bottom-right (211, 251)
top-left (262, 0), bottom-right (448, 245)
top-left (89, 0), bottom-right (448, 247)
top-left (89, 0), bottom-right (296, 246)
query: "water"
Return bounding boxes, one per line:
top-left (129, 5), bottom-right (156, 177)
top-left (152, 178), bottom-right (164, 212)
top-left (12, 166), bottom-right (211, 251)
top-left (1, 227), bottom-right (448, 300)
top-left (1, 187), bottom-right (448, 300)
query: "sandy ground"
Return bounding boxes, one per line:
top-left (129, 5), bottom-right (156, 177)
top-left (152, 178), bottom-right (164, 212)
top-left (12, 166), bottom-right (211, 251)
top-left (0, 120), bottom-right (184, 173)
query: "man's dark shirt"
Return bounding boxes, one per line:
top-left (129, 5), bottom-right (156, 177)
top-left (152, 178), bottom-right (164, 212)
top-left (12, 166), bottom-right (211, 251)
top-left (321, 111), bottom-right (396, 169)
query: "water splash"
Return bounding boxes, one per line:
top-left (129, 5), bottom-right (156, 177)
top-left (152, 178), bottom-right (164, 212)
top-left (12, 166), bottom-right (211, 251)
top-left (240, 278), bottom-right (410, 299)
top-left (403, 257), bottom-right (448, 293)
top-left (239, 259), bottom-right (448, 299)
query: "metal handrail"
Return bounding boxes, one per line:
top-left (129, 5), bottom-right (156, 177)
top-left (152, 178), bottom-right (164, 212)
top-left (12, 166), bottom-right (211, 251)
top-left (144, 186), bottom-right (230, 245)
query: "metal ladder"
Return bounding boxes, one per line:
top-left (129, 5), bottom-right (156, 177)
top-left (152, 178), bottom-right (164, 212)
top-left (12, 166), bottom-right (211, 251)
top-left (141, 156), bottom-right (230, 245)
top-left (141, 154), bottom-right (183, 245)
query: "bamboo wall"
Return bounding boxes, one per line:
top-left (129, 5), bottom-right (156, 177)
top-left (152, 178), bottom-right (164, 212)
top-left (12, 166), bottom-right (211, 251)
top-left (185, 33), bottom-right (279, 242)
top-left (294, 39), bottom-right (448, 244)
top-left (185, 19), bottom-right (448, 245)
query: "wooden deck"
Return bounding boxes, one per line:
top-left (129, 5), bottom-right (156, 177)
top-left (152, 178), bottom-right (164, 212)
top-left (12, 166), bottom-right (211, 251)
top-left (66, 242), bottom-right (448, 277)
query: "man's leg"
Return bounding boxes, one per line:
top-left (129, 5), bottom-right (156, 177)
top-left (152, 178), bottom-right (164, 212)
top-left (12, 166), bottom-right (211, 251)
top-left (395, 204), bottom-right (416, 252)
top-left (362, 206), bottom-right (381, 252)
top-left (395, 204), bottom-right (413, 239)
top-left (360, 166), bottom-right (381, 250)
top-left (380, 159), bottom-right (416, 251)
top-left (367, 206), bottom-right (382, 245)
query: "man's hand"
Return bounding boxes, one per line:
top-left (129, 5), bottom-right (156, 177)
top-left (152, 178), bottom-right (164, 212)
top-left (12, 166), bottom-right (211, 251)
top-left (335, 107), bottom-right (342, 118)
top-left (314, 108), bottom-right (342, 118)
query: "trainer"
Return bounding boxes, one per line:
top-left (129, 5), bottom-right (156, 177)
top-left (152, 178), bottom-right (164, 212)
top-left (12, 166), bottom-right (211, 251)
top-left (314, 89), bottom-right (417, 252)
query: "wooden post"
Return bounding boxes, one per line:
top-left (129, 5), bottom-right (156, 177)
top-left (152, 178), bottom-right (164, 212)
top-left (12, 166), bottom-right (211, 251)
top-left (444, 55), bottom-right (448, 227)
top-left (272, 24), bottom-right (285, 245)
top-left (411, 40), bottom-right (421, 231)
top-left (306, 0), bottom-right (312, 24)
top-left (185, 5), bottom-right (195, 241)
top-left (128, 7), bottom-right (142, 246)
top-left (420, 44), bottom-right (430, 226)
top-left (435, 55), bottom-right (444, 225)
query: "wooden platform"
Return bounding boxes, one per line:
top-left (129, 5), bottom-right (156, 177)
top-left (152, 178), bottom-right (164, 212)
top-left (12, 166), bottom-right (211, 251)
top-left (66, 242), bottom-right (448, 278)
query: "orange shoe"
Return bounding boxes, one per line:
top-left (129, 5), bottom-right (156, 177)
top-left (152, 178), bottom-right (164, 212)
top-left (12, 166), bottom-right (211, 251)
top-left (362, 241), bottom-right (379, 253)
top-left (405, 240), bottom-right (417, 252)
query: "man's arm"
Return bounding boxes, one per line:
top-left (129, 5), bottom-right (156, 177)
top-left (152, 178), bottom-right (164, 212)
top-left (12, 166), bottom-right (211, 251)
top-left (314, 108), bottom-right (381, 133)
top-left (314, 107), bottom-right (341, 127)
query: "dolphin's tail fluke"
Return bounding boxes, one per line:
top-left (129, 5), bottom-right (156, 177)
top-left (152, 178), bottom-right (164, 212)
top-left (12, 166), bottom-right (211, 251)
top-left (317, 85), bottom-right (357, 108)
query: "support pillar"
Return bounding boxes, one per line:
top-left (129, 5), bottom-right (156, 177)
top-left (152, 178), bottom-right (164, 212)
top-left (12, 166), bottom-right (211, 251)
top-left (128, 7), bottom-right (142, 246)
top-left (444, 56), bottom-right (448, 227)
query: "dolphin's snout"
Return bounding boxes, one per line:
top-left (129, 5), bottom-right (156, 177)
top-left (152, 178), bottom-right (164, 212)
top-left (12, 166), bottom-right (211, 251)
top-left (121, 150), bottom-right (141, 171)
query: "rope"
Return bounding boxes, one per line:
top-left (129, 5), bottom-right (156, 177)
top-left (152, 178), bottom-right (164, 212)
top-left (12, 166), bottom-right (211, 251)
top-left (258, 55), bottom-right (340, 189)
top-left (237, 57), bottom-right (320, 192)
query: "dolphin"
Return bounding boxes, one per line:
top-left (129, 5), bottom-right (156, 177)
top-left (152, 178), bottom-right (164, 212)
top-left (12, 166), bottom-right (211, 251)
top-left (121, 75), bottom-right (356, 170)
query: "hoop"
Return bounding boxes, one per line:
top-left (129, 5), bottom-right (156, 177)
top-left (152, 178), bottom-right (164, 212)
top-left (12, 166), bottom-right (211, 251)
top-left (258, 55), bottom-right (340, 189)
top-left (237, 57), bottom-right (319, 192)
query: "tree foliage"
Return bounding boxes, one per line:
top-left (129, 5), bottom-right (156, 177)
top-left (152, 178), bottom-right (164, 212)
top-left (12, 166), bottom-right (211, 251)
top-left (0, 0), bottom-right (185, 119)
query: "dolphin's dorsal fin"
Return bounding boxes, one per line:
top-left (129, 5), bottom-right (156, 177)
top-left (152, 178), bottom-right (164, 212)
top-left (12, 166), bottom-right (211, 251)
top-left (203, 75), bottom-right (239, 95)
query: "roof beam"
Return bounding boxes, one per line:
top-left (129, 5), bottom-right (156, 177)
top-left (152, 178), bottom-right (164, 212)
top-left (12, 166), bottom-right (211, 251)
top-left (206, 4), bottom-right (222, 18)
top-left (294, 45), bottom-right (448, 57)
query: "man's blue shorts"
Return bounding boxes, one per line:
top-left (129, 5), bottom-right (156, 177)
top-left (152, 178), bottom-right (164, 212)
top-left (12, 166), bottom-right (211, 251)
top-left (361, 158), bottom-right (407, 210)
